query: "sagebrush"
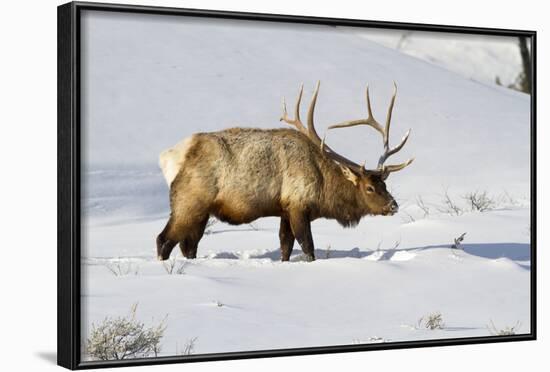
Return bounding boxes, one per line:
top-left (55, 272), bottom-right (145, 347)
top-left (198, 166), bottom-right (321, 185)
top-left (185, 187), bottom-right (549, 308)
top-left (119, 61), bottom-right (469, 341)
top-left (487, 320), bottom-right (521, 336)
top-left (86, 304), bottom-right (166, 360)
top-left (418, 312), bottom-right (445, 330)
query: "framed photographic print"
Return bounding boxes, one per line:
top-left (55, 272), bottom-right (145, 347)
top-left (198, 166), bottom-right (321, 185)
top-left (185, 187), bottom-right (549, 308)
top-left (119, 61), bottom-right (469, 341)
top-left (58, 1), bottom-right (536, 369)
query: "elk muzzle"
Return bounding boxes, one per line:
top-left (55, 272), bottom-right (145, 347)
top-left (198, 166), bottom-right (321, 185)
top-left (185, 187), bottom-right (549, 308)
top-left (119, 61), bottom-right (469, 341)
top-left (385, 199), bottom-right (399, 215)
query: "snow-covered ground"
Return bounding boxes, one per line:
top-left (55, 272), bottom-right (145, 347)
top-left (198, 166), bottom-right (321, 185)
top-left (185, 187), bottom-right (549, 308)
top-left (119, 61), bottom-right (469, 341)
top-left (80, 11), bottom-right (531, 359)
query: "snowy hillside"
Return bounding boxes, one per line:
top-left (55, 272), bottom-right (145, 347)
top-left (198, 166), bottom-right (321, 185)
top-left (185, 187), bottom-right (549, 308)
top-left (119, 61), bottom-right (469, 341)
top-left (341, 27), bottom-right (524, 87)
top-left (80, 11), bottom-right (531, 360)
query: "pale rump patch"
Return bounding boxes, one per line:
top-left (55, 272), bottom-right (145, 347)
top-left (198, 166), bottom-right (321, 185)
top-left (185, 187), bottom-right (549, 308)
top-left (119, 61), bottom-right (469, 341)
top-left (159, 136), bottom-right (193, 186)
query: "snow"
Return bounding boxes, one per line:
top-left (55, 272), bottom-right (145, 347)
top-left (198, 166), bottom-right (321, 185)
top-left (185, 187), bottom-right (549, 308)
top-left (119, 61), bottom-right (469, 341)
top-left (341, 27), bottom-right (524, 87)
top-left (80, 10), bottom-right (531, 359)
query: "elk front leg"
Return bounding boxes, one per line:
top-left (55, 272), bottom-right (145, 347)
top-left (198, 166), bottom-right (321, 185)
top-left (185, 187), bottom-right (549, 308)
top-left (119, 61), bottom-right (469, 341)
top-left (279, 217), bottom-right (295, 262)
top-left (288, 211), bottom-right (315, 262)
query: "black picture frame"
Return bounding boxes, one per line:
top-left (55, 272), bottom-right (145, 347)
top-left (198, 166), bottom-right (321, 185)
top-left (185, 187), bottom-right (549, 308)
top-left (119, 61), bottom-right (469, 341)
top-left (58, 1), bottom-right (537, 369)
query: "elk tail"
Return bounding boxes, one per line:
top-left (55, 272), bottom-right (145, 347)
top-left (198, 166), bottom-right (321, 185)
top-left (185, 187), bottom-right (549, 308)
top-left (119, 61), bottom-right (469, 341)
top-left (158, 137), bottom-right (193, 187)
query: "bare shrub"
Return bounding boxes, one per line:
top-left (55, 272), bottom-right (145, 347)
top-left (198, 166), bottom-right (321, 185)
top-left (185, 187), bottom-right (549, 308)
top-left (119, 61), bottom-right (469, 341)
top-left (203, 218), bottom-right (217, 235)
top-left (352, 337), bottom-right (389, 344)
top-left (500, 190), bottom-right (519, 207)
top-left (401, 210), bottom-right (416, 223)
top-left (401, 195), bottom-right (431, 223)
top-left (451, 232), bottom-right (467, 249)
top-left (163, 258), bottom-right (186, 275)
top-left (325, 244), bottom-right (332, 259)
top-left (177, 337), bottom-right (198, 355)
top-left (487, 320), bottom-right (521, 336)
top-left (496, 190), bottom-right (523, 209)
top-left (437, 189), bottom-right (518, 215)
top-left (396, 31), bottom-right (414, 50)
top-left (438, 189), bottom-right (463, 216)
top-left (416, 196), bottom-right (430, 217)
top-left (463, 190), bottom-right (495, 212)
top-left (390, 240), bottom-right (401, 250)
top-left (86, 304), bottom-right (166, 361)
top-left (418, 312), bottom-right (445, 330)
top-left (104, 260), bottom-right (139, 276)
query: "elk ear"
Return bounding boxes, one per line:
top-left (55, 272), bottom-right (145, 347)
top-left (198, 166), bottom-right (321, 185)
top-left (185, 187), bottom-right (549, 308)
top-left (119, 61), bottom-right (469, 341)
top-left (339, 165), bottom-right (359, 186)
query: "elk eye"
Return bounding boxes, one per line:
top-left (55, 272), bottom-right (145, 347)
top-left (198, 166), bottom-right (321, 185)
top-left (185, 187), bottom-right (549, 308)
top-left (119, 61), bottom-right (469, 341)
top-left (366, 185), bottom-right (375, 193)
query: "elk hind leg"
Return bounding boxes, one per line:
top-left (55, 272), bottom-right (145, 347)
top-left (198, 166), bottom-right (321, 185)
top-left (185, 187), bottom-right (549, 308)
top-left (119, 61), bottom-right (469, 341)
top-left (156, 216), bottom-right (178, 260)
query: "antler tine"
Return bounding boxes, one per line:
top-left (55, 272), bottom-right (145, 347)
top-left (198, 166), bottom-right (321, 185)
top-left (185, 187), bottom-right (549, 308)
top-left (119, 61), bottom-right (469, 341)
top-left (326, 85), bottom-right (385, 136)
top-left (280, 83), bottom-right (307, 133)
top-left (294, 84), bottom-right (304, 129)
top-left (378, 82), bottom-right (414, 176)
top-left (377, 128), bottom-right (411, 168)
top-left (380, 158), bottom-right (415, 180)
top-left (308, 81), bottom-right (365, 171)
top-left (365, 84), bottom-right (386, 137)
top-left (306, 81), bottom-right (324, 146)
top-left (383, 82), bottom-right (398, 149)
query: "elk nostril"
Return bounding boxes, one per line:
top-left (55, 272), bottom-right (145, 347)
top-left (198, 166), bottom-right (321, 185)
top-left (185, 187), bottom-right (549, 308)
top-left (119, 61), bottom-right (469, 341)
top-left (391, 200), bottom-right (399, 212)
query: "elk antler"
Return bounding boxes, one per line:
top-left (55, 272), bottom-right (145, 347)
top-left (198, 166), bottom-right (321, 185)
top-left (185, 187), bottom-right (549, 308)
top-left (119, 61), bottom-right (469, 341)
top-left (327, 82), bottom-right (414, 179)
top-left (280, 81), bottom-right (365, 172)
top-left (280, 82), bottom-right (413, 180)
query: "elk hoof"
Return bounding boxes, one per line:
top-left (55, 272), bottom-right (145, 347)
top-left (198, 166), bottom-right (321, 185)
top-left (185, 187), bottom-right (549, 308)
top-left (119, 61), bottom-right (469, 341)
top-left (305, 254), bottom-right (315, 262)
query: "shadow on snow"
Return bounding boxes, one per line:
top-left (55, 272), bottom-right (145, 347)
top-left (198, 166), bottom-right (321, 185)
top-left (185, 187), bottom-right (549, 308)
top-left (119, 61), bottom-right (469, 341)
top-left (209, 242), bottom-right (530, 264)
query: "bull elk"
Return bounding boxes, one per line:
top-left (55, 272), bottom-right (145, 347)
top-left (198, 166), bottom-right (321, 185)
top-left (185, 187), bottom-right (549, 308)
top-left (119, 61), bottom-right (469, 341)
top-left (156, 82), bottom-right (413, 262)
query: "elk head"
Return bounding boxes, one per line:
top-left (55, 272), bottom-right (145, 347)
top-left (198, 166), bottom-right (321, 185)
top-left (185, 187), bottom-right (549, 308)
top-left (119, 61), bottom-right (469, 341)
top-left (280, 81), bottom-right (414, 216)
